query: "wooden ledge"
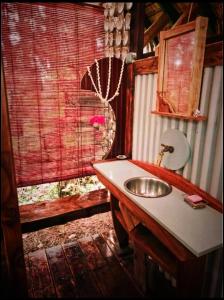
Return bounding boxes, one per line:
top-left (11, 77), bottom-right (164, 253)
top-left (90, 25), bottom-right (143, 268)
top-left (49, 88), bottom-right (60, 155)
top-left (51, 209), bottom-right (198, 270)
top-left (19, 189), bottom-right (110, 233)
top-left (151, 111), bottom-right (207, 121)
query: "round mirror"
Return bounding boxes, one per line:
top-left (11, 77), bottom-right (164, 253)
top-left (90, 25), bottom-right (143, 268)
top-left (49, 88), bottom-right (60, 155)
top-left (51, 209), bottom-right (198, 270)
top-left (160, 129), bottom-right (190, 170)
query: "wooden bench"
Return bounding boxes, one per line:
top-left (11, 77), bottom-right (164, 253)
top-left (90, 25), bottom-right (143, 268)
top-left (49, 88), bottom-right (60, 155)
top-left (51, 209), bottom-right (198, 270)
top-left (19, 188), bottom-right (111, 233)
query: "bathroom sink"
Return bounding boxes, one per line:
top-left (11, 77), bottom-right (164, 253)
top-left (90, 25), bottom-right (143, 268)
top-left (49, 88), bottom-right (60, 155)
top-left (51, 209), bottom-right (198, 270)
top-left (124, 176), bottom-right (172, 198)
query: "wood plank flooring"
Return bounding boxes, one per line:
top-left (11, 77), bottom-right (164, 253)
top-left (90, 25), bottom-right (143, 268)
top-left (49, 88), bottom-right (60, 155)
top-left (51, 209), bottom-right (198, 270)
top-left (25, 230), bottom-right (144, 298)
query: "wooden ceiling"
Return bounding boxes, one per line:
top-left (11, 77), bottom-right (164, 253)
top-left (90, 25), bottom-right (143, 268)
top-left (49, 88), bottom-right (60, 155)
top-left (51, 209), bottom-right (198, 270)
top-left (144, 2), bottom-right (223, 47)
top-left (85, 2), bottom-right (223, 56)
top-left (91, 2), bottom-right (223, 42)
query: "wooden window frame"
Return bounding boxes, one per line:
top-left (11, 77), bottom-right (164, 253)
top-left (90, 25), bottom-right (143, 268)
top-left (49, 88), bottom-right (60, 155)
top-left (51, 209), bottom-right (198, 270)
top-left (157, 16), bottom-right (208, 117)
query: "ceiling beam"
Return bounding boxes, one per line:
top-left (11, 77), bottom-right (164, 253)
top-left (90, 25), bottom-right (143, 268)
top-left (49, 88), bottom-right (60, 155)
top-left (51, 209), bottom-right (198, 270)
top-left (144, 15), bottom-right (151, 29)
top-left (173, 3), bottom-right (190, 14)
top-left (144, 12), bottom-right (170, 47)
top-left (170, 4), bottom-right (195, 29)
top-left (171, 12), bottom-right (189, 29)
top-left (198, 3), bottom-right (217, 33)
top-left (158, 3), bottom-right (180, 24)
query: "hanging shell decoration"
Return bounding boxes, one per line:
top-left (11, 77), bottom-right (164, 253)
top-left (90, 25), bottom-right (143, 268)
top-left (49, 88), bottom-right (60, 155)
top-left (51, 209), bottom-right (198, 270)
top-left (103, 2), bottom-right (132, 60)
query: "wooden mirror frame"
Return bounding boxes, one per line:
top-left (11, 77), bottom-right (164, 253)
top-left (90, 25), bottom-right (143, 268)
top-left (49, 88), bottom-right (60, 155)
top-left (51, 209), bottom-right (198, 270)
top-left (156, 16), bottom-right (208, 118)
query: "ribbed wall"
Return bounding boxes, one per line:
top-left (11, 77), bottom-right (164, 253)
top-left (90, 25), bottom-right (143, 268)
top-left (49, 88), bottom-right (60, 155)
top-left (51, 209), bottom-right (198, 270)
top-left (132, 66), bottom-right (223, 202)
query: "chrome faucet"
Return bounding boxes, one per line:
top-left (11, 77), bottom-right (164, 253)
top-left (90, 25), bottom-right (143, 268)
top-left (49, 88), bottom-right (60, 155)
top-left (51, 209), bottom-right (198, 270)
top-left (156, 144), bottom-right (174, 167)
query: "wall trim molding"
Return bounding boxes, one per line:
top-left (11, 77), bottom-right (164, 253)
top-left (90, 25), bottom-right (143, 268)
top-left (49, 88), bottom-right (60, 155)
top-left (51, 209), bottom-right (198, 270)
top-left (133, 41), bottom-right (223, 75)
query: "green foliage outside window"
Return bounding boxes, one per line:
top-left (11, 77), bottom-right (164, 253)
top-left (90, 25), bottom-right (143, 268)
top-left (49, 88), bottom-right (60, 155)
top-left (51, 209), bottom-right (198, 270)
top-left (17, 175), bottom-right (105, 206)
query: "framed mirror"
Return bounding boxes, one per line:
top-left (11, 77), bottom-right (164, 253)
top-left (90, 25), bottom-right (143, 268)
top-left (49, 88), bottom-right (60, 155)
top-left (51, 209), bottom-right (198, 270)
top-left (156, 17), bottom-right (208, 118)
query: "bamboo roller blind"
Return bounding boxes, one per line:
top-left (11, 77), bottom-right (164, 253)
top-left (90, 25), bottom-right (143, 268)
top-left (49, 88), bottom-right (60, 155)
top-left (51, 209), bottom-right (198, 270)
top-left (1, 2), bottom-right (106, 187)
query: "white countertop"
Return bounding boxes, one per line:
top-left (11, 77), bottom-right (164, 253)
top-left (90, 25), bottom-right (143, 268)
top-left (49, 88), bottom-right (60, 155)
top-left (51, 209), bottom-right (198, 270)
top-left (93, 160), bottom-right (223, 257)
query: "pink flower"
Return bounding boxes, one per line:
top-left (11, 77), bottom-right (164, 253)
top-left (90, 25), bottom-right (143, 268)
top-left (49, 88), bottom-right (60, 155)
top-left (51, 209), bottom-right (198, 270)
top-left (89, 115), bottom-right (106, 127)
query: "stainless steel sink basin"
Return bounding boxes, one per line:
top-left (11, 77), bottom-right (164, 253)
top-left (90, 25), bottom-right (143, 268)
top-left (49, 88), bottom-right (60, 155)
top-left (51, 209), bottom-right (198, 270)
top-left (124, 176), bottom-right (172, 198)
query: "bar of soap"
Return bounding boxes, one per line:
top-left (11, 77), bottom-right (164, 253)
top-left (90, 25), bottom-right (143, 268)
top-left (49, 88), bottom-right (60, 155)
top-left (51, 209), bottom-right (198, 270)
top-left (185, 195), bottom-right (203, 203)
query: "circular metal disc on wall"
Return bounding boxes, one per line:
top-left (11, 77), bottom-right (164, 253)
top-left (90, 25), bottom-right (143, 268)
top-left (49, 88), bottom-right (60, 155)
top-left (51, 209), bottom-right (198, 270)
top-left (160, 129), bottom-right (190, 170)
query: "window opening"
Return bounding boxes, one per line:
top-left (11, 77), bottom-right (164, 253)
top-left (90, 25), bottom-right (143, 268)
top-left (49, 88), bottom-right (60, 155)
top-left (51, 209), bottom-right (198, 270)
top-left (2, 3), bottom-right (118, 209)
top-left (17, 175), bottom-right (105, 206)
top-left (2, 2), bottom-right (107, 188)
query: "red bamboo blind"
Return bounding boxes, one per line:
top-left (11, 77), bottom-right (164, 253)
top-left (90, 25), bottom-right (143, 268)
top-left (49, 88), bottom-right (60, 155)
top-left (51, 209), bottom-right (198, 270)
top-left (1, 2), bottom-right (105, 187)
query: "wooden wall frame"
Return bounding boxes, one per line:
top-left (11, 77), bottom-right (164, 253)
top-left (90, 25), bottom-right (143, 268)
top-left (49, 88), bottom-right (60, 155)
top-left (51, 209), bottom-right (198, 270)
top-left (157, 16), bottom-right (208, 117)
top-left (1, 64), bottom-right (28, 298)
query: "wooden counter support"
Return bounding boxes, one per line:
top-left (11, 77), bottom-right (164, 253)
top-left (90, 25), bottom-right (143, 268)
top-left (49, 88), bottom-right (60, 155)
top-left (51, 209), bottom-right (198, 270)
top-left (115, 207), bottom-right (206, 297)
top-left (93, 160), bottom-right (223, 297)
top-left (176, 255), bottom-right (206, 298)
top-left (110, 195), bottom-right (129, 249)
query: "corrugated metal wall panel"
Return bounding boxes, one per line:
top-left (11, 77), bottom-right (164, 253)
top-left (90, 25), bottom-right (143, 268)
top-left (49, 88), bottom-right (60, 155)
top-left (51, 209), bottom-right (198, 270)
top-left (132, 75), bottom-right (141, 160)
top-left (209, 77), bottom-right (223, 200)
top-left (148, 74), bottom-right (157, 163)
top-left (190, 68), bottom-right (213, 185)
top-left (199, 66), bottom-right (223, 193)
top-left (142, 74), bottom-right (154, 161)
top-left (132, 66), bottom-right (223, 202)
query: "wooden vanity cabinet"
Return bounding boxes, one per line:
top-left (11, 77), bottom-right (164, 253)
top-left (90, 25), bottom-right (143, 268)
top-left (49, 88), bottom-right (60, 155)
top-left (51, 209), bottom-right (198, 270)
top-left (94, 160), bottom-right (222, 298)
top-left (111, 194), bottom-right (206, 298)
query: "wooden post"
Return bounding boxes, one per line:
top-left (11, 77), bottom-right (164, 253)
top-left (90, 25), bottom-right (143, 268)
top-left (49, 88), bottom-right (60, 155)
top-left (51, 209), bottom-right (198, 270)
top-left (133, 244), bottom-right (148, 293)
top-left (176, 256), bottom-right (206, 297)
top-left (110, 194), bottom-right (129, 249)
top-left (1, 65), bottom-right (28, 298)
top-left (130, 2), bottom-right (145, 59)
top-left (188, 16), bottom-right (208, 115)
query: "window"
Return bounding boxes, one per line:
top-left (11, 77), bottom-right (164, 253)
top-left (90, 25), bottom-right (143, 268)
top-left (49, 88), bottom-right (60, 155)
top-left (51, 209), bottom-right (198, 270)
top-left (1, 2), bottom-right (110, 187)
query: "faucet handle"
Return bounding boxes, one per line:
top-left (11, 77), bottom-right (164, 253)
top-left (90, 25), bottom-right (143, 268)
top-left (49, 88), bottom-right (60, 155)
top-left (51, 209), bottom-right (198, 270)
top-left (161, 144), bottom-right (174, 153)
top-left (156, 144), bottom-right (174, 166)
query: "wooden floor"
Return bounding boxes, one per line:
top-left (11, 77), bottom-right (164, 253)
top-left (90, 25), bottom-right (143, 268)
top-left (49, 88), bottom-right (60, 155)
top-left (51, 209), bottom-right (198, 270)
top-left (24, 229), bottom-right (144, 298)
